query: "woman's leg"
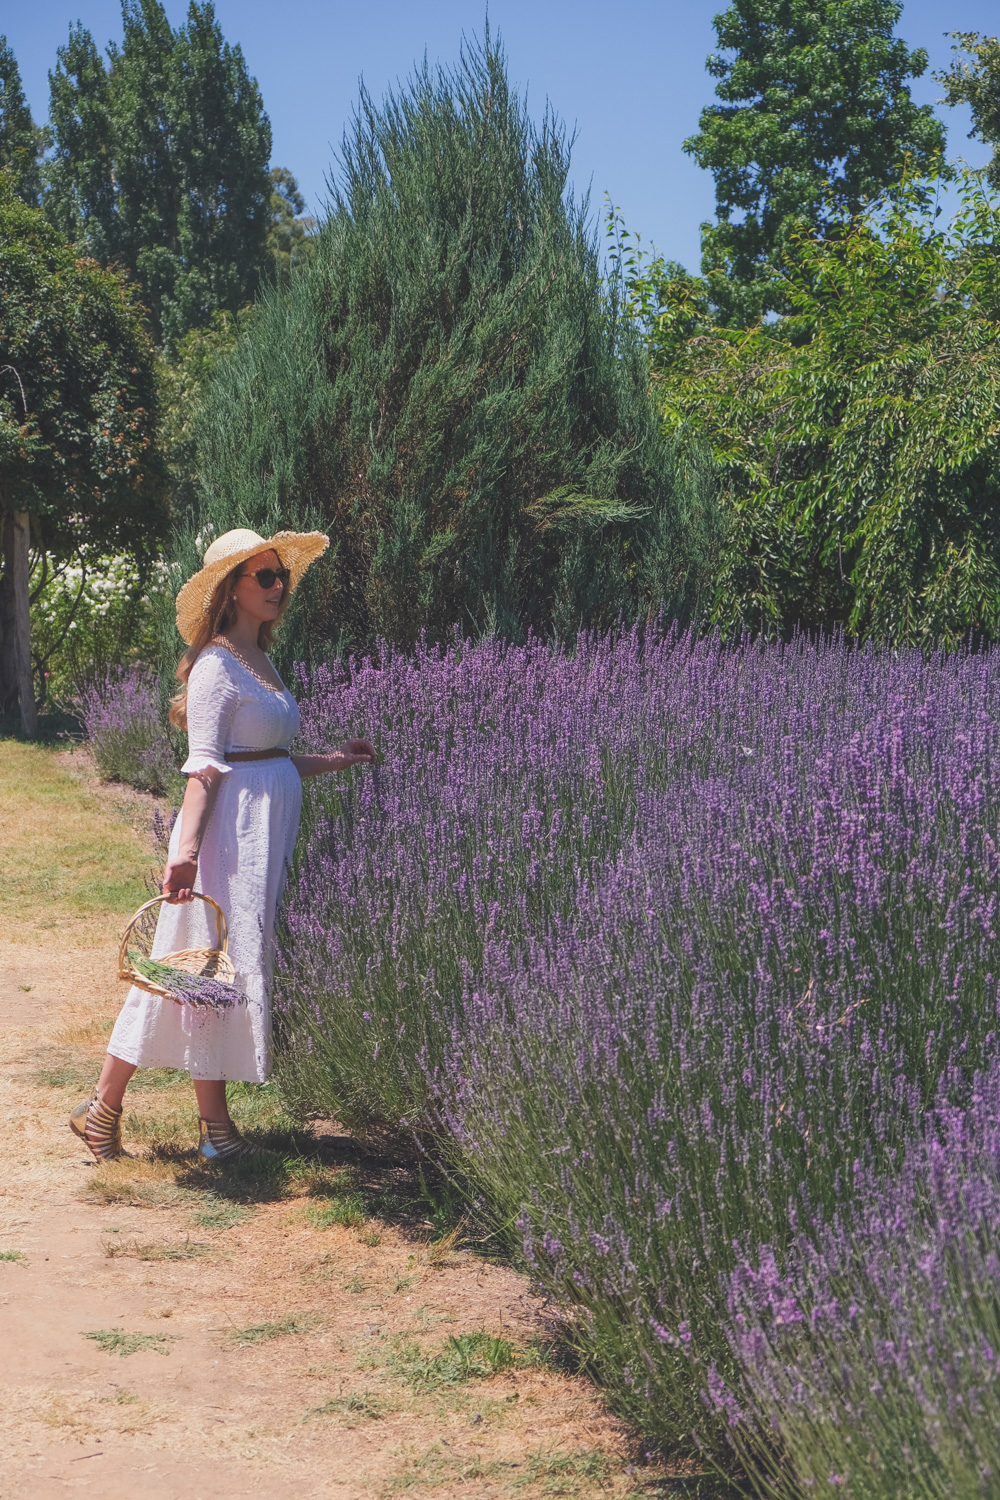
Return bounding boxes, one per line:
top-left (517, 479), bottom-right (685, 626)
top-left (69, 1053), bottom-right (135, 1161)
top-left (193, 1079), bottom-right (230, 1124)
top-left (194, 1081), bottom-right (254, 1159)
top-left (96, 1053), bottom-right (137, 1110)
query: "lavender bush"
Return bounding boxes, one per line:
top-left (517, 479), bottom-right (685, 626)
top-left (721, 1074), bottom-right (1000, 1496)
top-left (78, 666), bottom-right (183, 800)
top-left (275, 627), bottom-right (1000, 1479)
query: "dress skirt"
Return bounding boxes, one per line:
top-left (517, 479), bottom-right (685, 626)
top-left (108, 756), bottom-right (303, 1083)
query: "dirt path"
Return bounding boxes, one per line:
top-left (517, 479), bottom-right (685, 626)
top-left (0, 744), bottom-right (676, 1500)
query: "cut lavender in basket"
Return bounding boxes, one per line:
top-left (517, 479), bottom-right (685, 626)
top-left (129, 954), bottom-right (244, 1009)
top-left (269, 625), bottom-right (1000, 1478)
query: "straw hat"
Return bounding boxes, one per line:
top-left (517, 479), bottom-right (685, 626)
top-left (175, 528), bottom-right (329, 644)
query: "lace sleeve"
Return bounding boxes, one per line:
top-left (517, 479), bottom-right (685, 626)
top-left (181, 648), bottom-right (241, 776)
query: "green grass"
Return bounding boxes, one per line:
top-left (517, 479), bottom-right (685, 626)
top-left (192, 1203), bottom-right (251, 1231)
top-left (0, 1250), bottom-right (26, 1264)
top-left (387, 1332), bottom-right (518, 1391)
top-left (34, 1054), bottom-right (185, 1096)
top-left (82, 1328), bottom-right (177, 1357)
top-left (503, 1447), bottom-right (613, 1494)
top-left (305, 1194), bottom-right (368, 1230)
top-left (227, 1313), bottom-right (317, 1346)
top-left (377, 1438), bottom-right (702, 1499)
top-left (0, 741), bottom-right (153, 923)
top-left (32, 1061), bottom-right (104, 1092)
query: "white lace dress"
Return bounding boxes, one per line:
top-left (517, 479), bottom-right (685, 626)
top-left (108, 646), bottom-right (303, 1083)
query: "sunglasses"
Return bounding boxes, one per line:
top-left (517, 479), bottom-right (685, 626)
top-left (239, 566), bottom-right (291, 590)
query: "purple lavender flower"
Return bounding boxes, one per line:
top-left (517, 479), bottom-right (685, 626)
top-left (78, 666), bottom-right (181, 799)
top-left (271, 625), bottom-right (1000, 1475)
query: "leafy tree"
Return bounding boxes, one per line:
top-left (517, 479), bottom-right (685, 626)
top-left (267, 166), bottom-right (316, 282)
top-left (684, 0), bottom-right (946, 324)
top-left (189, 34), bottom-right (721, 669)
top-left (45, 1), bottom-right (272, 348)
top-left (651, 169), bottom-right (1000, 649)
top-left (0, 173), bottom-right (166, 734)
top-left (0, 37), bottom-right (43, 207)
top-left (937, 32), bottom-right (1000, 190)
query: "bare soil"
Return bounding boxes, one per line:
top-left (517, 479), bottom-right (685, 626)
top-left (0, 745), bottom-right (691, 1499)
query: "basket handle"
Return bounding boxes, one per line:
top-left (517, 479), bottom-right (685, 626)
top-left (117, 891), bottom-right (229, 977)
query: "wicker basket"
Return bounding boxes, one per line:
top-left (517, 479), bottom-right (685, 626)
top-left (118, 892), bottom-right (237, 1004)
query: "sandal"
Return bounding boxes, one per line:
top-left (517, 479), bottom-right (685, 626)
top-left (69, 1093), bottom-right (127, 1162)
top-left (197, 1118), bottom-right (256, 1161)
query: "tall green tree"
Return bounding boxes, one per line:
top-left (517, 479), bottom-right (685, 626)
top-left (44, 24), bottom-right (117, 262)
top-left (45, 1), bottom-right (272, 347)
top-left (266, 166), bottom-right (316, 282)
top-left (684, 0), bottom-right (946, 325)
top-left (937, 33), bottom-right (1000, 190)
top-left (190, 34), bottom-right (720, 667)
top-left (651, 170), bottom-right (1000, 649)
top-left (0, 173), bottom-right (166, 734)
top-left (0, 37), bottom-right (43, 207)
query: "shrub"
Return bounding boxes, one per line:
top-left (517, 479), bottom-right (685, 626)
top-left (189, 33), bottom-right (721, 672)
top-left (629, 170), bottom-right (1000, 648)
top-left (30, 549), bottom-right (161, 706)
top-left (78, 666), bottom-right (182, 800)
top-left (275, 627), bottom-right (1000, 1474)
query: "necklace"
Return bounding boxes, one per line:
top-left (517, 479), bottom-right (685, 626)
top-left (210, 636), bottom-right (284, 695)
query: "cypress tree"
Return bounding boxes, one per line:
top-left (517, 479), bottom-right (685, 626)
top-left (191, 33), bottom-right (720, 666)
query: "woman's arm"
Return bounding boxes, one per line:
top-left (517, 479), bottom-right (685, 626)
top-left (162, 768), bottom-right (225, 902)
top-left (291, 739), bottom-right (377, 781)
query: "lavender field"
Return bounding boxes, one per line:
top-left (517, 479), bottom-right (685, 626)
top-left (269, 628), bottom-right (1000, 1494)
top-left (83, 630), bottom-right (1000, 1491)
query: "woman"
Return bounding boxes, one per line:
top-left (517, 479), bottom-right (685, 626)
top-left (70, 527), bottom-right (376, 1162)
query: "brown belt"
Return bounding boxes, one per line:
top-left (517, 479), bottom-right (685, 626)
top-left (225, 749), bottom-right (291, 763)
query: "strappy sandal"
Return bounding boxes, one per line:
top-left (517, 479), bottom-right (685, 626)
top-left (197, 1118), bottom-right (256, 1161)
top-left (69, 1094), bottom-right (127, 1162)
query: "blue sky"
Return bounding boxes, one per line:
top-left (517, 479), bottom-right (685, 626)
top-left (5, 1), bottom-right (996, 272)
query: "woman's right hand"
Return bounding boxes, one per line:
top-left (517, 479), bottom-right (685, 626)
top-left (338, 739), bottom-right (377, 768)
top-left (162, 856), bottom-right (198, 904)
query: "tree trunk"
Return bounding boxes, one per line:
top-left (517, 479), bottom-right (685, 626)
top-left (6, 509), bottom-right (37, 737)
top-left (0, 509), bottom-right (16, 719)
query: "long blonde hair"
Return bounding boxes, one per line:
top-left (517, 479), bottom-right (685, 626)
top-left (169, 559), bottom-right (291, 730)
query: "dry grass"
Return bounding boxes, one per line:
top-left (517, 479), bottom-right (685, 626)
top-left (424, 1220), bottom-right (468, 1267)
top-left (36, 1388), bottom-right (164, 1435)
top-left (102, 1234), bottom-right (213, 1261)
top-left (84, 1154), bottom-right (210, 1210)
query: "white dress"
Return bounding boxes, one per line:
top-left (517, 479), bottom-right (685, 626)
top-left (108, 646), bottom-right (303, 1083)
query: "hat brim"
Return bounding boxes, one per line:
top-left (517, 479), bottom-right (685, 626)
top-left (175, 531), bottom-right (329, 645)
